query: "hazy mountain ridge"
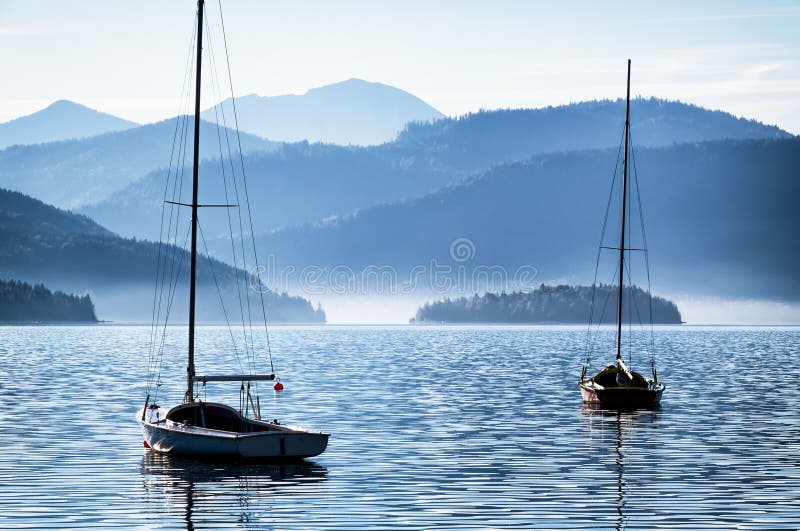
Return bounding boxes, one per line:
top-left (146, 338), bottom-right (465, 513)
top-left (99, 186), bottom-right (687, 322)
top-left (0, 100), bottom-right (138, 150)
top-left (0, 117), bottom-right (277, 209)
top-left (412, 285), bottom-right (682, 324)
top-left (392, 98), bottom-right (792, 173)
top-left (82, 98), bottom-right (789, 242)
top-left (254, 137), bottom-right (800, 301)
top-left (0, 188), bottom-right (324, 322)
top-left (202, 78), bottom-right (445, 145)
top-left (81, 141), bottom-right (456, 241)
top-left (0, 188), bottom-right (111, 238)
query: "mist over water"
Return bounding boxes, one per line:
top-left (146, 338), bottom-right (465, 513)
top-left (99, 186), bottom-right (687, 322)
top-left (1, 324), bottom-right (798, 528)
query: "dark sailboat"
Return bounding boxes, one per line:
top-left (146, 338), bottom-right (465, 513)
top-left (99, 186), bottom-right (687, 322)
top-left (137, 0), bottom-right (328, 458)
top-left (578, 60), bottom-right (666, 409)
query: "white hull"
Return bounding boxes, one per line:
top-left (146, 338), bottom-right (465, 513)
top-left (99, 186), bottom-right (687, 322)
top-left (138, 405), bottom-right (329, 459)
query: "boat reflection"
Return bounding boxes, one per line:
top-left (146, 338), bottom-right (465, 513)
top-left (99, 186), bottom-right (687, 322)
top-left (140, 451), bottom-right (328, 530)
top-left (581, 404), bottom-right (659, 530)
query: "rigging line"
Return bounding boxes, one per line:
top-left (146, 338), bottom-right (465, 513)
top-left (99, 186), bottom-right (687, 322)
top-left (207, 8), bottom-right (256, 373)
top-left (211, 73), bottom-right (260, 386)
top-left (157, 105), bottom-right (191, 333)
top-left (622, 257), bottom-right (647, 367)
top-left (147, 22), bottom-right (198, 394)
top-left (154, 223), bottom-right (193, 402)
top-left (217, 0), bottom-right (274, 375)
top-left (589, 264), bottom-right (622, 361)
top-left (147, 151), bottom-right (180, 391)
top-left (202, 14), bottom-right (259, 386)
top-left (150, 91), bottom-right (195, 376)
top-left (150, 116), bottom-right (190, 397)
top-left (204, 15), bottom-right (257, 378)
top-left (147, 20), bottom-right (195, 351)
top-left (155, 68), bottom-right (194, 343)
top-left (209, 65), bottom-right (252, 367)
top-left (153, 109), bottom-right (194, 388)
top-left (149, 112), bottom-right (192, 392)
top-left (588, 285), bottom-right (619, 370)
top-left (623, 259), bottom-right (647, 334)
top-left (155, 39), bottom-right (199, 400)
top-left (152, 26), bottom-right (198, 400)
top-left (148, 114), bottom-right (187, 383)
top-left (629, 132), bottom-right (657, 363)
top-left (585, 122), bottom-right (626, 368)
top-left (198, 220), bottom-right (247, 375)
top-left (154, 19), bottom-right (196, 309)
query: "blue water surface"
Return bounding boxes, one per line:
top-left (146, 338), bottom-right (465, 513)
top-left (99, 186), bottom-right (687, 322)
top-left (0, 325), bottom-right (798, 529)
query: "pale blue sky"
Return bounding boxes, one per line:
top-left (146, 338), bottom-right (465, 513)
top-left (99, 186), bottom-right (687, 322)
top-left (1, 0), bottom-right (799, 132)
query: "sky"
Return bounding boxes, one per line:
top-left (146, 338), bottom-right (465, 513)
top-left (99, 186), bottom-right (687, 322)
top-left (1, 0), bottom-right (799, 133)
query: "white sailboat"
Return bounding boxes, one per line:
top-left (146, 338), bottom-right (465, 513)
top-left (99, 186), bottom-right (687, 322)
top-left (138, 0), bottom-right (328, 459)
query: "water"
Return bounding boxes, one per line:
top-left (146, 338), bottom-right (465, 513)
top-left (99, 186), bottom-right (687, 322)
top-left (0, 325), bottom-right (798, 529)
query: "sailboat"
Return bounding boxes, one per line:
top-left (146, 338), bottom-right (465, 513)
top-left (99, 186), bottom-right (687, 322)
top-left (137, 0), bottom-right (329, 459)
top-left (578, 60), bottom-right (666, 409)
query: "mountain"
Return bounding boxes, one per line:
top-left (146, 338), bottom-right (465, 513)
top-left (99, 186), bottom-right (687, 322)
top-left (0, 279), bottom-right (97, 322)
top-left (0, 117), bottom-right (277, 209)
top-left (0, 100), bottom-right (138, 150)
top-left (0, 188), bottom-right (324, 322)
top-left (83, 98), bottom-right (791, 243)
top-left (81, 142), bottom-right (455, 242)
top-left (411, 285), bottom-right (682, 324)
top-left (252, 138), bottom-right (800, 302)
top-left (391, 98), bottom-right (792, 174)
top-left (202, 78), bottom-right (445, 145)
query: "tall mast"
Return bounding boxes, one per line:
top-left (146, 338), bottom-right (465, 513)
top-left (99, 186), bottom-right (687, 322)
top-left (616, 59), bottom-right (631, 361)
top-left (186, 0), bottom-right (204, 402)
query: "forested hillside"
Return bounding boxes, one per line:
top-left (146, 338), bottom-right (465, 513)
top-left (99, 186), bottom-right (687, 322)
top-left (392, 98), bottom-right (790, 173)
top-left (0, 188), bottom-right (324, 322)
top-left (412, 285), bottom-right (682, 324)
top-left (255, 138), bottom-right (800, 301)
top-left (83, 98), bottom-right (791, 242)
top-left (0, 279), bottom-right (97, 322)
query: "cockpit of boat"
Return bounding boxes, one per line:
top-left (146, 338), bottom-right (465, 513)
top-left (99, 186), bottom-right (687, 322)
top-left (166, 402), bottom-right (277, 433)
top-left (592, 365), bottom-right (649, 388)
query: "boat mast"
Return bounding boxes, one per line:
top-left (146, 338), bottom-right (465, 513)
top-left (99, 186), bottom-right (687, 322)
top-left (186, 0), bottom-right (204, 403)
top-left (615, 59), bottom-right (631, 362)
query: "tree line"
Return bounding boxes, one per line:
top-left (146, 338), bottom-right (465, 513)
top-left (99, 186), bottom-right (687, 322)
top-left (0, 279), bottom-right (97, 322)
top-left (412, 284), bottom-right (682, 324)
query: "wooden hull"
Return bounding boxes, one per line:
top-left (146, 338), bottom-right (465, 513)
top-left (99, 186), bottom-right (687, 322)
top-left (138, 406), bottom-right (328, 460)
top-left (579, 381), bottom-right (664, 410)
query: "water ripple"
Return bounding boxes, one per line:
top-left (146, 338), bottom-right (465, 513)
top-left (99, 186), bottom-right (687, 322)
top-left (0, 325), bottom-right (798, 528)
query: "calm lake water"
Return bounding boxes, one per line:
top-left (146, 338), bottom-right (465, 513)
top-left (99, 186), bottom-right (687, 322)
top-left (0, 325), bottom-right (798, 529)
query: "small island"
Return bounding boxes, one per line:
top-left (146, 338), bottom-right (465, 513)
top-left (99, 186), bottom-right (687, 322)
top-left (0, 279), bottom-right (98, 322)
top-left (412, 284), bottom-right (682, 324)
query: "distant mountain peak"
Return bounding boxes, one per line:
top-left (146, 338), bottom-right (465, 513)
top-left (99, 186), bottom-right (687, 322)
top-left (202, 79), bottom-right (444, 145)
top-left (0, 99), bottom-right (139, 150)
top-left (48, 99), bottom-right (87, 109)
top-left (305, 77), bottom-right (396, 93)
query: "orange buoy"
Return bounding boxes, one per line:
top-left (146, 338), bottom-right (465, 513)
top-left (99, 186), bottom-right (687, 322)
top-left (273, 379), bottom-right (284, 391)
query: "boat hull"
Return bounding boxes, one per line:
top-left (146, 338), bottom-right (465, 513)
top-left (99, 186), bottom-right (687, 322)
top-left (579, 381), bottom-right (664, 409)
top-left (138, 406), bottom-right (328, 460)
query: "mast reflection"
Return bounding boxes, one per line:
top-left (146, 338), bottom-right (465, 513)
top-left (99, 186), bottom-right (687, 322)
top-left (582, 404), bottom-right (659, 530)
top-left (140, 452), bottom-right (328, 529)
